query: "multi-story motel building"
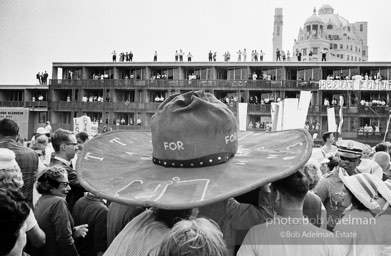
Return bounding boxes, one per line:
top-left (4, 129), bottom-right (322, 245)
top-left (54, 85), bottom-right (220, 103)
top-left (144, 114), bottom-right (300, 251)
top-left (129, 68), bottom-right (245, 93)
top-left (0, 84), bottom-right (48, 140)
top-left (48, 61), bottom-right (391, 145)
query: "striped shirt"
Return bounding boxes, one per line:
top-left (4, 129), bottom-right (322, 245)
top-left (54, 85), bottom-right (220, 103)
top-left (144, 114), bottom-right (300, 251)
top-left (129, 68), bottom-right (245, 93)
top-left (104, 209), bottom-right (169, 256)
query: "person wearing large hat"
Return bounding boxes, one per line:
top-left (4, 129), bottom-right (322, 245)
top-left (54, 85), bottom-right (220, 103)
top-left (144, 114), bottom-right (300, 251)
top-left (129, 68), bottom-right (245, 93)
top-left (375, 179), bottom-right (391, 255)
top-left (334, 170), bottom-right (389, 255)
top-left (314, 139), bottom-right (378, 231)
top-left (76, 91), bottom-right (313, 255)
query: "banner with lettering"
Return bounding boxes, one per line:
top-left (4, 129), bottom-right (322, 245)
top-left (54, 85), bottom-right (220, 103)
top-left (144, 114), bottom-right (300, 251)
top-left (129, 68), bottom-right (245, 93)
top-left (0, 107), bottom-right (29, 139)
top-left (73, 115), bottom-right (92, 136)
top-left (319, 80), bottom-right (391, 90)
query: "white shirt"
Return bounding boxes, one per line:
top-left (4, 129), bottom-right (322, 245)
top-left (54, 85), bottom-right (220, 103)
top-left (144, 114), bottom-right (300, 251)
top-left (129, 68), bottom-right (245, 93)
top-left (238, 215), bottom-right (346, 256)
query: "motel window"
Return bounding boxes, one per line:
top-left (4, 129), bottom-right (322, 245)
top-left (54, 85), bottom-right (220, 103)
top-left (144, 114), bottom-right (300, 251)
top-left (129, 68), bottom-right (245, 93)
top-left (327, 24), bottom-right (333, 29)
top-left (363, 50), bottom-right (366, 56)
top-left (347, 55), bottom-right (349, 61)
top-left (38, 112), bottom-right (47, 124)
top-left (337, 54), bottom-right (340, 58)
top-left (360, 24), bottom-right (363, 31)
top-left (340, 54), bottom-right (343, 59)
top-left (340, 44), bottom-right (343, 49)
top-left (355, 57), bottom-right (357, 61)
top-left (334, 44), bottom-right (337, 49)
top-left (330, 44), bottom-right (333, 49)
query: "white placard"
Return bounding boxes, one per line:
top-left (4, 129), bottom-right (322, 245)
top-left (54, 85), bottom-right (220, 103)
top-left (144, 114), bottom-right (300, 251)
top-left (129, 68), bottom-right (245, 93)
top-left (74, 115), bottom-right (92, 135)
top-left (238, 103), bottom-right (248, 131)
top-left (327, 108), bottom-right (337, 132)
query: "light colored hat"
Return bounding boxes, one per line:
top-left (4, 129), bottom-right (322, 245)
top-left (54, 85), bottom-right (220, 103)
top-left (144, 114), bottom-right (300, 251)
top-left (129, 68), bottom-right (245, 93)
top-left (0, 148), bottom-right (19, 170)
top-left (379, 179), bottom-right (391, 204)
top-left (339, 169), bottom-right (386, 210)
top-left (336, 140), bottom-right (367, 158)
top-left (77, 90), bottom-right (313, 209)
top-left (36, 127), bottom-right (46, 134)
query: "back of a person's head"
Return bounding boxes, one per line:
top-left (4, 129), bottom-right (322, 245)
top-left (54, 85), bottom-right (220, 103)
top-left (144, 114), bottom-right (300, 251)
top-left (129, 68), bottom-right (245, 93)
top-left (0, 118), bottom-right (19, 137)
top-left (76, 131), bottom-right (89, 143)
top-left (322, 132), bottom-right (332, 142)
top-left (327, 156), bottom-right (339, 171)
top-left (0, 186), bottom-right (29, 256)
top-left (51, 128), bottom-right (73, 152)
top-left (157, 218), bottom-right (227, 256)
top-left (373, 152), bottom-right (390, 171)
top-left (272, 170), bottom-right (309, 200)
top-left (375, 142), bottom-right (389, 152)
top-left (302, 159), bottom-right (322, 190)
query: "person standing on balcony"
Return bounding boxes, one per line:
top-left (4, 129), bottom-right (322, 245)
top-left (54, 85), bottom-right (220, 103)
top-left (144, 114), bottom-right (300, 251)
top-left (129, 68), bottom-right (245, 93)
top-left (179, 49), bottom-right (184, 62)
top-left (259, 50), bottom-right (265, 61)
top-left (242, 49), bottom-right (247, 61)
top-left (187, 52), bottom-right (193, 62)
top-left (287, 50), bottom-right (290, 61)
top-left (237, 50), bottom-right (242, 61)
top-left (276, 48), bottom-right (281, 61)
top-left (129, 51), bottom-right (133, 62)
top-left (175, 50), bottom-right (179, 61)
top-left (43, 71), bottom-right (48, 85)
top-left (111, 50), bottom-right (116, 62)
top-left (153, 51), bottom-right (158, 62)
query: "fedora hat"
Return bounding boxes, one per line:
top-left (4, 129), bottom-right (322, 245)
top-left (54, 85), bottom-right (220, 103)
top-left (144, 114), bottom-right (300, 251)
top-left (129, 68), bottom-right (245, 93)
top-left (339, 169), bottom-right (387, 210)
top-left (76, 90), bottom-right (312, 209)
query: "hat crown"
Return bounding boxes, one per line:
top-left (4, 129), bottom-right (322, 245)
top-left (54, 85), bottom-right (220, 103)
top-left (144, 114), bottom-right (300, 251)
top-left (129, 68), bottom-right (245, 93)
top-left (151, 91), bottom-right (238, 167)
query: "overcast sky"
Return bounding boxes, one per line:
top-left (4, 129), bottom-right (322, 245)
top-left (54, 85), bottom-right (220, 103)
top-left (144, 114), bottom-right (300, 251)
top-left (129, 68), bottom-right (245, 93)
top-left (1, 0), bottom-right (390, 84)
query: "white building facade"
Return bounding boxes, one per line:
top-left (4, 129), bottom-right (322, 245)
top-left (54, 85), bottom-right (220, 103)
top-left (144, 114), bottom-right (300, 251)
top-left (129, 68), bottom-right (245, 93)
top-left (293, 4), bottom-right (368, 62)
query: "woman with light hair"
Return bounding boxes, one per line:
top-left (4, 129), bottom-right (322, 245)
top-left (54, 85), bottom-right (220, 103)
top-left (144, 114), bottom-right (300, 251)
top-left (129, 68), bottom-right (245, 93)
top-left (0, 148), bottom-right (46, 250)
top-left (302, 159), bottom-right (322, 190)
top-left (157, 217), bottom-right (228, 256)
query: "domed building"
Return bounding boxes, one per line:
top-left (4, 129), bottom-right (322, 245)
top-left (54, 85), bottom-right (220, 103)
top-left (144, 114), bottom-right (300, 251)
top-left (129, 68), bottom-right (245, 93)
top-left (292, 4), bottom-right (368, 62)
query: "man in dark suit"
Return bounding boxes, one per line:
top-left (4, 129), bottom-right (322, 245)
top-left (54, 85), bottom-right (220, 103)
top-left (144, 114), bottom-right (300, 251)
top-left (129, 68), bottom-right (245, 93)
top-left (0, 119), bottom-right (39, 207)
top-left (50, 128), bottom-right (85, 212)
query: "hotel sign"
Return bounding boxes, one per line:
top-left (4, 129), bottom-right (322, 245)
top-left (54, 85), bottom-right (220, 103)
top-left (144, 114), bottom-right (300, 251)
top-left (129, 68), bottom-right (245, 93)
top-left (319, 80), bottom-right (391, 91)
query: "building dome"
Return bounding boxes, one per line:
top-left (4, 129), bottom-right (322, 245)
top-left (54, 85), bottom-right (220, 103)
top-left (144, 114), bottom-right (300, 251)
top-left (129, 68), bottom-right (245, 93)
top-left (305, 14), bottom-right (325, 25)
top-left (318, 4), bottom-right (334, 14)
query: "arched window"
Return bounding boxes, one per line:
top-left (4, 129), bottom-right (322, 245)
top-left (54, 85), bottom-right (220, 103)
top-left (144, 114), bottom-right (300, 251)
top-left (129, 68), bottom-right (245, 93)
top-left (327, 24), bottom-right (333, 29)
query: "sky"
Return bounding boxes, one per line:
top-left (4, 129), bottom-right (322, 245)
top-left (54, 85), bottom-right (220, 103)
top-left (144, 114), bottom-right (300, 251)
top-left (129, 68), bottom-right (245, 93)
top-left (1, 0), bottom-right (390, 84)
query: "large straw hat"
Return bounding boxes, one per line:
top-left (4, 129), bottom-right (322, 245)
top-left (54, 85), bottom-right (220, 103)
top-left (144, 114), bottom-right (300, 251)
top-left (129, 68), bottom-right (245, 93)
top-left (77, 91), bottom-right (312, 209)
top-left (339, 169), bottom-right (388, 210)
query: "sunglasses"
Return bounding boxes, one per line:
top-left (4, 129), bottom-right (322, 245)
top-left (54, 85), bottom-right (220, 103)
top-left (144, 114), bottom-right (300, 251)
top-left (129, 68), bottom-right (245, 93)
top-left (339, 156), bottom-right (360, 163)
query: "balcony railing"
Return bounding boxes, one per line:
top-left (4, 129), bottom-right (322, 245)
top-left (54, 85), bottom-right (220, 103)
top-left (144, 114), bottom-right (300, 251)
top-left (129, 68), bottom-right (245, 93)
top-left (50, 79), bottom-right (321, 90)
top-left (0, 101), bottom-right (25, 107)
top-left (25, 101), bottom-right (48, 108)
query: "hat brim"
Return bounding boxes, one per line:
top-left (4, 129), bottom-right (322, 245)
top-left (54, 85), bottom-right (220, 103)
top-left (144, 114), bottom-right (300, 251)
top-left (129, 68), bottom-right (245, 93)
top-left (339, 170), bottom-right (381, 210)
top-left (76, 129), bottom-right (312, 209)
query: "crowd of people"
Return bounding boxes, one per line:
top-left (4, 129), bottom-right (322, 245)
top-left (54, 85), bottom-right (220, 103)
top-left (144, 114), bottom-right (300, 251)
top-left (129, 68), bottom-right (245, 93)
top-left (1, 90), bottom-right (391, 256)
top-left (36, 71), bottom-right (49, 85)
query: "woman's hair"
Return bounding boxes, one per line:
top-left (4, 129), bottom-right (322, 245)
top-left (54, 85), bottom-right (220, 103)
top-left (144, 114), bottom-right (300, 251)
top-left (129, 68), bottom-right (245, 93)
top-left (302, 159), bottom-right (322, 190)
top-left (0, 148), bottom-right (23, 189)
top-left (155, 208), bottom-right (192, 229)
top-left (36, 166), bottom-right (67, 194)
top-left (0, 186), bottom-right (30, 255)
top-left (344, 185), bottom-right (367, 211)
top-left (31, 134), bottom-right (48, 151)
top-left (157, 218), bottom-right (227, 256)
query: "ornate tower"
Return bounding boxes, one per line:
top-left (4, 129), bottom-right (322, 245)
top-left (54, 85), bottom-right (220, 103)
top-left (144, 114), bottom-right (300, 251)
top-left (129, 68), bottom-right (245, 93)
top-left (273, 8), bottom-right (283, 61)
